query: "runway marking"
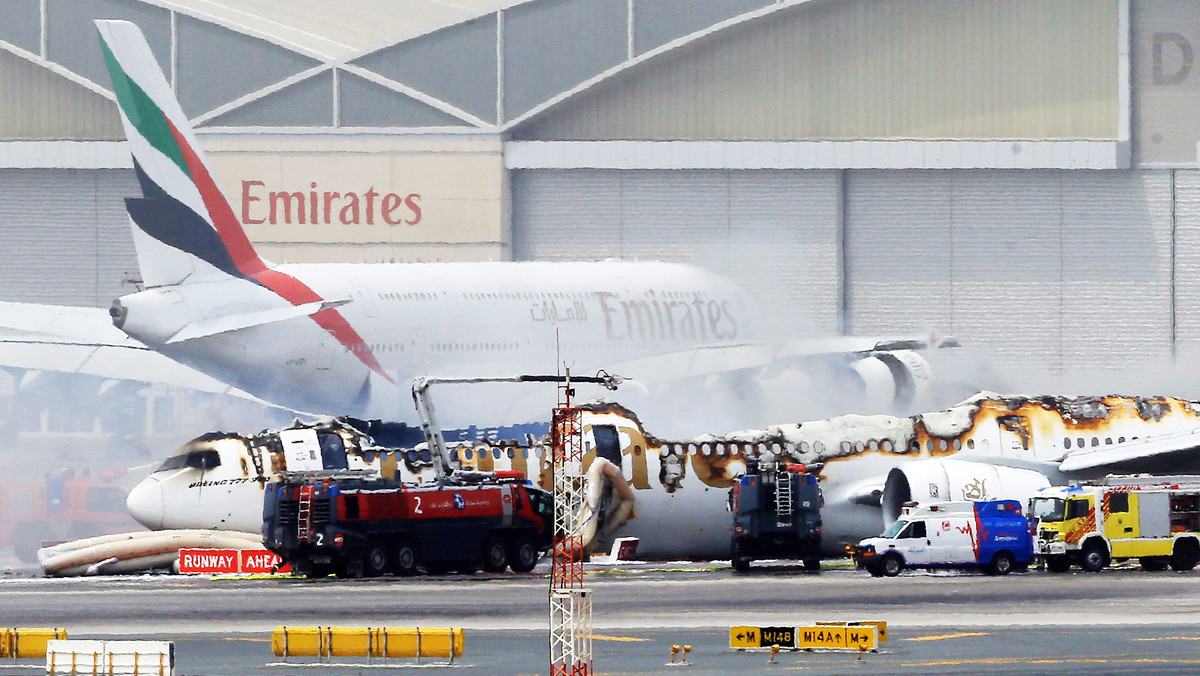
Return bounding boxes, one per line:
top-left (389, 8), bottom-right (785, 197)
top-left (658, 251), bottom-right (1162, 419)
top-left (1132, 637), bottom-right (1200, 641)
top-left (905, 632), bottom-right (989, 641)
top-left (590, 634), bottom-right (651, 642)
top-left (898, 657), bottom-right (1200, 667)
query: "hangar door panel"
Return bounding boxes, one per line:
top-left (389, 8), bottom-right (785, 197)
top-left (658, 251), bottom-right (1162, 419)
top-left (0, 169), bottom-right (138, 306)
top-left (1172, 169), bottom-right (1200, 356)
top-left (511, 169), bottom-right (841, 336)
top-left (846, 170), bottom-right (1172, 376)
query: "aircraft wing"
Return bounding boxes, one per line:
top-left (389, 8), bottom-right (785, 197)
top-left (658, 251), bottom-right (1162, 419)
top-left (0, 301), bottom-right (276, 402)
top-left (1058, 427), bottom-right (1200, 472)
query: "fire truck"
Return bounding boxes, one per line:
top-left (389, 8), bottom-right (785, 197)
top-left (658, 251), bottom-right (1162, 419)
top-left (1, 471), bottom-right (141, 563)
top-left (1030, 475), bottom-right (1200, 573)
top-left (262, 469), bottom-right (554, 577)
top-left (729, 462), bottom-right (822, 572)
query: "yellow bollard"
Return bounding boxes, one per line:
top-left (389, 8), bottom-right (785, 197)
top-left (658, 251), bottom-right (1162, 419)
top-left (681, 645), bottom-right (691, 663)
top-left (857, 642), bottom-right (868, 660)
top-left (670, 644), bottom-right (680, 663)
top-left (768, 644), bottom-right (780, 663)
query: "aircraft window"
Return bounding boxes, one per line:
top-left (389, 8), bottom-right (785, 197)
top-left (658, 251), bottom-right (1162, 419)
top-left (1091, 437), bottom-right (1099, 447)
top-left (419, 449), bottom-right (432, 463)
top-left (507, 449), bottom-right (515, 459)
top-left (854, 442), bottom-right (864, 452)
top-left (967, 439), bottom-right (975, 449)
top-left (493, 449), bottom-right (502, 459)
top-left (701, 444), bottom-right (711, 457)
top-left (1077, 438), bottom-right (1085, 448)
top-left (1064, 438), bottom-right (1072, 449)
top-left (868, 441), bottom-right (878, 451)
top-left (771, 443), bottom-right (782, 454)
top-left (1119, 436), bottom-right (1125, 443)
top-left (926, 440), bottom-right (935, 452)
top-left (185, 449), bottom-right (221, 470)
top-left (687, 444), bottom-right (697, 455)
top-left (464, 449), bottom-right (474, 460)
top-left (319, 434), bottom-right (348, 471)
top-left (952, 439), bottom-right (961, 451)
top-left (87, 487), bottom-right (127, 512)
top-left (521, 449), bottom-right (528, 458)
top-left (813, 441), bottom-right (825, 453)
top-left (1106, 438), bottom-right (1112, 445)
top-left (798, 441), bottom-right (808, 452)
top-left (881, 440), bottom-right (893, 452)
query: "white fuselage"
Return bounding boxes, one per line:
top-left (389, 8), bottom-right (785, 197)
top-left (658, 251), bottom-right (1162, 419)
top-left (116, 260), bottom-right (752, 421)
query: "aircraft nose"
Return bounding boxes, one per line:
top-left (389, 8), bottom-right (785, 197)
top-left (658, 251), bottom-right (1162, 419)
top-left (126, 477), bottom-right (165, 530)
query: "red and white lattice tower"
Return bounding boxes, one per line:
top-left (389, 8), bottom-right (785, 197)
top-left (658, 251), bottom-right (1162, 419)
top-left (549, 384), bottom-right (592, 676)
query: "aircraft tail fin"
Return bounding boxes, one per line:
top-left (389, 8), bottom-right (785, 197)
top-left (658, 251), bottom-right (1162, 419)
top-left (95, 20), bottom-right (268, 288)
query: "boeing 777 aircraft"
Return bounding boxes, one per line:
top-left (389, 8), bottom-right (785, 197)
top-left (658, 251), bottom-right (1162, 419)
top-left (0, 20), bottom-right (985, 431)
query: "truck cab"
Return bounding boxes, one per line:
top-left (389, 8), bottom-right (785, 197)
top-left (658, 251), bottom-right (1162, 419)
top-left (850, 500), bottom-right (1033, 577)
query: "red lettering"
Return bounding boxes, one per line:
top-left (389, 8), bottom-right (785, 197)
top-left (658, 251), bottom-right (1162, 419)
top-left (339, 193), bottom-right (361, 224)
top-left (323, 191), bottom-right (340, 223)
top-left (364, 188), bottom-right (379, 225)
top-left (382, 193), bottom-right (403, 225)
top-left (269, 191), bottom-right (305, 224)
top-left (309, 182), bottom-right (319, 222)
top-left (404, 193), bottom-right (421, 225)
top-left (242, 180), bottom-right (265, 224)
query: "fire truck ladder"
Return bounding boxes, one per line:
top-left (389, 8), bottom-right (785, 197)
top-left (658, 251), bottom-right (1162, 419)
top-left (297, 484), bottom-right (315, 543)
top-left (775, 469), bottom-right (794, 528)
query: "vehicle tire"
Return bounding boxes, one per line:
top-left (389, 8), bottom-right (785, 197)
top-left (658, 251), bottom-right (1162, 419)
top-left (988, 551), bottom-right (1015, 576)
top-left (1080, 542), bottom-right (1109, 572)
top-left (393, 539), bottom-right (419, 576)
top-left (802, 556), bottom-right (821, 572)
top-left (508, 536), bottom-right (539, 573)
top-left (1140, 557), bottom-right (1169, 572)
top-left (362, 540), bottom-right (391, 577)
top-left (731, 539), bottom-right (751, 573)
top-left (866, 562), bottom-right (885, 577)
top-left (11, 522), bottom-right (47, 564)
top-left (881, 553), bottom-right (903, 577)
top-left (1045, 555), bottom-right (1071, 573)
top-left (482, 535), bottom-right (509, 573)
top-left (1170, 540), bottom-right (1200, 572)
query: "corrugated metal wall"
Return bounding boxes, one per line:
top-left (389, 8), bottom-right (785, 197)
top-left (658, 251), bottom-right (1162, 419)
top-left (516, 0), bottom-right (1119, 141)
top-left (0, 169), bottom-right (139, 306)
top-left (511, 169), bottom-right (843, 336)
top-left (514, 167), bottom-right (1183, 379)
top-left (0, 50), bottom-right (122, 140)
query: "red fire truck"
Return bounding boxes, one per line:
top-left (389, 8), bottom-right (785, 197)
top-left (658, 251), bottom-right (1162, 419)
top-left (262, 470), bottom-right (554, 577)
top-left (1, 471), bottom-right (143, 563)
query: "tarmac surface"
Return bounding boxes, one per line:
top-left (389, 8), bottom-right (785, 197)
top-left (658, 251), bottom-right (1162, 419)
top-left (3, 549), bottom-right (1200, 674)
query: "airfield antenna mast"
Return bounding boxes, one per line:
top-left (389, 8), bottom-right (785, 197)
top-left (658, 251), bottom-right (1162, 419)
top-left (549, 367), bottom-right (592, 676)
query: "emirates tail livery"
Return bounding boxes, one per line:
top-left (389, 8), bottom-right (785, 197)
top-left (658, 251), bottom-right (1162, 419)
top-left (89, 20), bottom-right (966, 423)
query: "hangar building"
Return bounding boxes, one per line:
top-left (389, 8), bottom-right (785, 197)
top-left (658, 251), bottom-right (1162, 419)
top-left (1, 0), bottom-right (1199, 388)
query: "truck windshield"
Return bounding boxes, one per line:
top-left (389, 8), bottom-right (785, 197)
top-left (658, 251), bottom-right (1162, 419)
top-left (880, 520), bottom-right (907, 538)
top-left (1030, 497), bottom-right (1065, 522)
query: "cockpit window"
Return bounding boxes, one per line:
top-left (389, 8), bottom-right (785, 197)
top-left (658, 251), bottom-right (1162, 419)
top-left (156, 449), bottom-right (221, 472)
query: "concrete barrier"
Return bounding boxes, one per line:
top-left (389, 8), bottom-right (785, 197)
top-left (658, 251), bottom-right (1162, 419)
top-left (45, 639), bottom-right (173, 675)
top-left (0, 627), bottom-right (66, 659)
top-left (271, 626), bottom-right (463, 663)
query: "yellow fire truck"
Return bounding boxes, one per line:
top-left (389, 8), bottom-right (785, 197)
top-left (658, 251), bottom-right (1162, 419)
top-left (1030, 475), bottom-right (1200, 573)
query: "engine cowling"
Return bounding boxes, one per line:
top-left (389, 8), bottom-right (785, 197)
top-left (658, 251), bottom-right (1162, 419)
top-left (848, 349), bottom-right (932, 412)
top-left (881, 458), bottom-right (1051, 524)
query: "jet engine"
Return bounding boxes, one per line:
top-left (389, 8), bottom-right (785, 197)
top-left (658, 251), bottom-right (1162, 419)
top-left (847, 349), bottom-right (932, 412)
top-left (881, 458), bottom-right (1051, 524)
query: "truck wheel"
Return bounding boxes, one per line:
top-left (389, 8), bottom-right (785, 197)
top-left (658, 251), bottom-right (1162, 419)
top-left (988, 551), bottom-right (1015, 576)
top-left (731, 539), bottom-right (751, 573)
top-left (1170, 540), bottom-right (1199, 572)
top-left (508, 537), bottom-right (539, 573)
top-left (1140, 557), bottom-right (1169, 572)
top-left (802, 557), bottom-right (821, 572)
top-left (1080, 542), bottom-right (1109, 572)
top-left (362, 540), bottom-right (391, 577)
top-left (482, 536), bottom-right (509, 573)
top-left (11, 522), bottom-right (47, 564)
top-left (1045, 555), bottom-right (1070, 573)
top-left (393, 540), bottom-right (419, 576)
top-left (881, 553), bottom-right (903, 577)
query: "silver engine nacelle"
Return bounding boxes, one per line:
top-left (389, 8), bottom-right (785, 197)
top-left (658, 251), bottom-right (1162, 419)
top-left (881, 458), bottom-right (1051, 524)
top-left (849, 349), bottom-right (932, 412)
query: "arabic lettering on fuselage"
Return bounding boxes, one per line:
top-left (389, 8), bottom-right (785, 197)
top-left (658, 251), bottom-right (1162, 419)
top-left (528, 290), bottom-right (740, 342)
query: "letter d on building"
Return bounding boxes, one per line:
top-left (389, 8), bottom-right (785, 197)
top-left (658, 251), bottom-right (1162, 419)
top-left (1154, 32), bottom-right (1193, 85)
